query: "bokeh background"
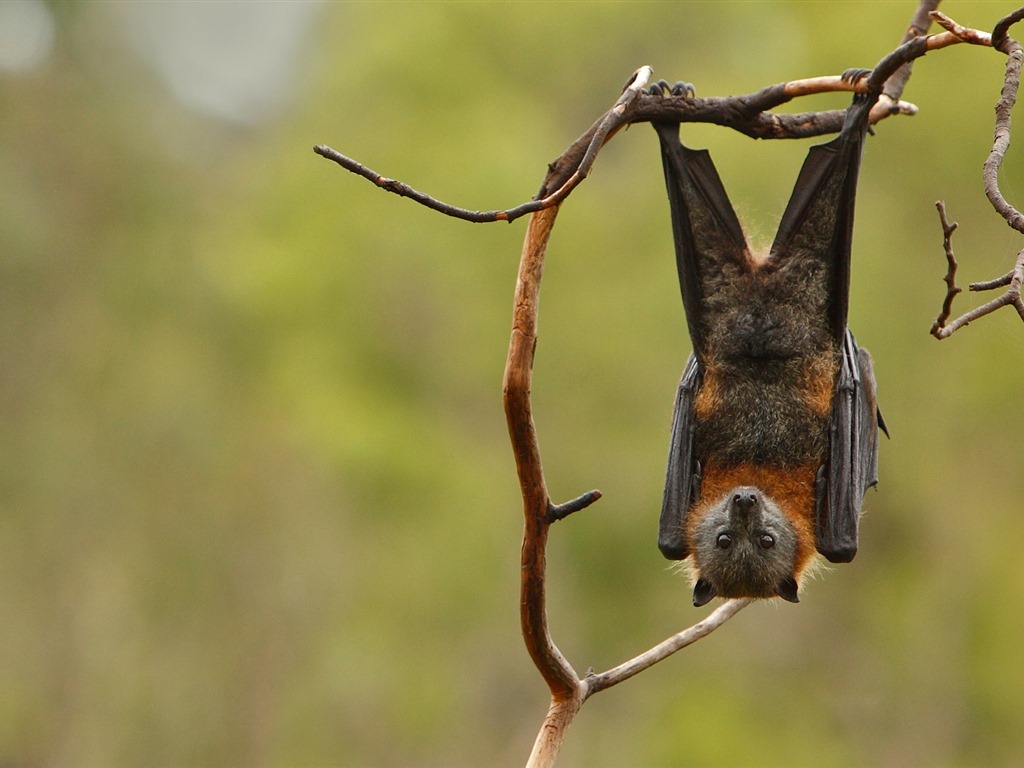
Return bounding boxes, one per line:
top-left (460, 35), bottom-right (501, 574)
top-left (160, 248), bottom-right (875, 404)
top-left (3, 1), bottom-right (1023, 766)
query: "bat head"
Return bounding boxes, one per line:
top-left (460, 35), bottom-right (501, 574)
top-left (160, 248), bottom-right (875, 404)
top-left (690, 486), bottom-right (800, 607)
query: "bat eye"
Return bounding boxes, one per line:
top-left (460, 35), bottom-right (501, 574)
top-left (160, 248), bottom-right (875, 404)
top-left (716, 533), bottom-right (733, 550)
top-left (759, 534), bottom-right (775, 550)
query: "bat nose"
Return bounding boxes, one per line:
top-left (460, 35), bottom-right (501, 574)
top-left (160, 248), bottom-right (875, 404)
top-left (732, 491), bottom-right (758, 511)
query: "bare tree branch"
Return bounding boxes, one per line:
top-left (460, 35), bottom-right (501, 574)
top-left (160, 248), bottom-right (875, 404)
top-left (930, 7), bottom-right (1024, 337)
top-left (930, 201), bottom-right (962, 336)
top-left (584, 598), bottom-right (753, 697)
top-left (315, 12), bottom-right (1001, 227)
top-left (931, 11), bottom-right (994, 46)
top-left (502, 205), bottom-right (580, 701)
top-left (883, 0), bottom-right (943, 101)
top-left (931, 249), bottom-right (1024, 338)
top-left (312, 144), bottom-right (511, 222)
top-left (985, 13), bottom-right (1024, 234)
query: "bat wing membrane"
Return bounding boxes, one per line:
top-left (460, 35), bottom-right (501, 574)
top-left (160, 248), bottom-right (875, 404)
top-left (770, 94), bottom-right (881, 560)
top-left (770, 95), bottom-right (873, 345)
top-left (653, 122), bottom-right (750, 360)
top-left (815, 330), bottom-right (882, 562)
top-left (654, 122), bottom-right (750, 560)
top-left (659, 353), bottom-right (701, 559)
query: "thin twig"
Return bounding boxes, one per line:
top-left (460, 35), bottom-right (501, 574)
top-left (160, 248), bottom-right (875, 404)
top-left (931, 11), bottom-right (993, 46)
top-left (932, 249), bottom-right (1024, 337)
top-left (930, 201), bottom-right (962, 336)
top-left (547, 491), bottom-right (603, 523)
top-left (585, 598), bottom-right (753, 697)
top-left (525, 599), bottom-right (752, 768)
top-left (312, 144), bottom-right (513, 222)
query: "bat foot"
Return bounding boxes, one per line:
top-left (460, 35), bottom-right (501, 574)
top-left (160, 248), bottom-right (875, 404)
top-left (649, 79), bottom-right (695, 98)
top-left (841, 68), bottom-right (871, 85)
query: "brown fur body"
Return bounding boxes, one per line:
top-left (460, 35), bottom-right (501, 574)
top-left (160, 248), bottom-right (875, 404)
top-left (687, 252), bottom-right (840, 590)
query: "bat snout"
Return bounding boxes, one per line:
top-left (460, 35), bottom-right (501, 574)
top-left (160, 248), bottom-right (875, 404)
top-left (730, 489), bottom-right (758, 514)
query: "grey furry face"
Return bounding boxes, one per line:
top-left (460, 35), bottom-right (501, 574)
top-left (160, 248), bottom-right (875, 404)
top-left (691, 486), bottom-right (799, 606)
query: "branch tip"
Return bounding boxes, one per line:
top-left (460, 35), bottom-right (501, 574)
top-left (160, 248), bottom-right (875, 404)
top-left (547, 490), bottom-right (603, 522)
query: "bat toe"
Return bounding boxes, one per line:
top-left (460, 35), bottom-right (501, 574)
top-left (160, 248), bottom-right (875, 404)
top-left (649, 79), bottom-right (695, 99)
top-left (841, 67), bottom-right (871, 85)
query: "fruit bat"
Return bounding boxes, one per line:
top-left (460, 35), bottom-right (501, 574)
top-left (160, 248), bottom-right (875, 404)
top-left (653, 84), bottom-right (885, 607)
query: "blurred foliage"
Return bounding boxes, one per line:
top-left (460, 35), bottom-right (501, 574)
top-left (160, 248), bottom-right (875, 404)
top-left (2, 1), bottom-right (1023, 766)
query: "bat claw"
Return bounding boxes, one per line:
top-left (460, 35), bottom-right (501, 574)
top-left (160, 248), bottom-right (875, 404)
top-left (649, 79), bottom-right (696, 98)
top-left (673, 80), bottom-right (696, 98)
top-left (648, 79), bottom-right (670, 95)
top-left (841, 67), bottom-right (872, 85)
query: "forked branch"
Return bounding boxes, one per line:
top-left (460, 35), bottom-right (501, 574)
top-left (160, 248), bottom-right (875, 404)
top-left (502, 181), bottom-right (754, 768)
top-left (930, 7), bottom-right (1024, 337)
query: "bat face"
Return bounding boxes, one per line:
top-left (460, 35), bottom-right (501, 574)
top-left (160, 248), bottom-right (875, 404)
top-left (690, 486), bottom-right (800, 606)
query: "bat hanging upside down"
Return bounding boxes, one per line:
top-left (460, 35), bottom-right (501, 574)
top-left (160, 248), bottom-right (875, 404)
top-left (653, 77), bottom-right (886, 606)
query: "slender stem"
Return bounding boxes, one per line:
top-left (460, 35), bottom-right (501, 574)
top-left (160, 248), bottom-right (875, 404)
top-left (585, 599), bottom-right (753, 697)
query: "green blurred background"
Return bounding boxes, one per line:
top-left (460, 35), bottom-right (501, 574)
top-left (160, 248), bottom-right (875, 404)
top-left (3, 1), bottom-right (1023, 766)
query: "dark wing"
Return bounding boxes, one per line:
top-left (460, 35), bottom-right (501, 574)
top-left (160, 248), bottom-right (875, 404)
top-left (654, 123), bottom-right (749, 560)
top-left (658, 354), bottom-right (701, 559)
top-left (769, 93), bottom-right (874, 345)
top-left (815, 332), bottom-right (881, 563)
top-left (653, 122), bottom-right (750, 361)
top-left (770, 93), bottom-right (881, 561)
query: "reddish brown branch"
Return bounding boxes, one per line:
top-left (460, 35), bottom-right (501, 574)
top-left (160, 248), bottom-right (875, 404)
top-left (502, 205), bottom-right (580, 700)
top-left (503, 114), bottom-right (754, 768)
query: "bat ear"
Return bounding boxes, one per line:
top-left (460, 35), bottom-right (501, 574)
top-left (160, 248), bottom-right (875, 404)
top-left (692, 578), bottom-right (717, 607)
top-left (776, 577), bottom-right (800, 603)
